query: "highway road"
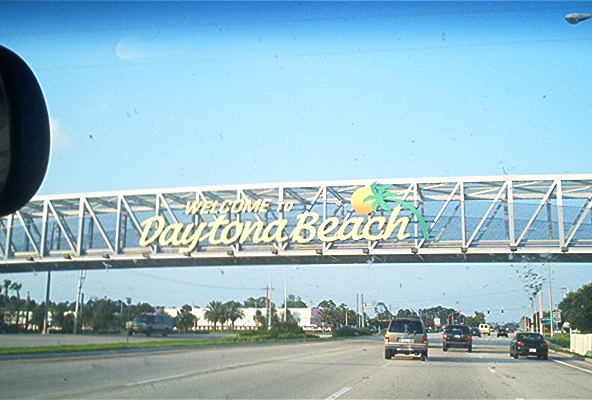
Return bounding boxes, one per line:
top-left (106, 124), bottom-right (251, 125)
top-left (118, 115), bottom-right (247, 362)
top-left (1, 333), bottom-right (591, 399)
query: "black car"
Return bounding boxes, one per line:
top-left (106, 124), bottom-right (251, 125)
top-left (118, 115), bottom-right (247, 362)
top-left (510, 332), bottom-right (548, 360)
top-left (471, 327), bottom-right (481, 337)
top-left (497, 328), bottom-right (508, 337)
top-left (443, 324), bottom-right (472, 352)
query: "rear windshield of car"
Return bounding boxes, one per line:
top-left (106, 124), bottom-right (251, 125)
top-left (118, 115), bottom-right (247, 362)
top-left (388, 320), bottom-right (423, 333)
top-left (517, 333), bottom-right (544, 341)
top-left (445, 325), bottom-right (469, 334)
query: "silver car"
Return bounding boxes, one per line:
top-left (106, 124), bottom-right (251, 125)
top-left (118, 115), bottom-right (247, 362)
top-left (384, 318), bottom-right (428, 361)
top-left (126, 313), bottom-right (173, 337)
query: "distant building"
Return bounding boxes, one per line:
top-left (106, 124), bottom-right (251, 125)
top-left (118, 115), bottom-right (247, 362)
top-left (164, 306), bottom-right (329, 331)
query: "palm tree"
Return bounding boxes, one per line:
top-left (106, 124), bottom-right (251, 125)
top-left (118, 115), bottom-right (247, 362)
top-left (10, 282), bottom-right (22, 331)
top-left (204, 301), bottom-right (224, 331)
top-left (225, 301), bottom-right (245, 331)
top-left (3, 279), bottom-right (11, 302)
top-left (2, 279), bottom-right (11, 331)
top-left (365, 182), bottom-right (430, 238)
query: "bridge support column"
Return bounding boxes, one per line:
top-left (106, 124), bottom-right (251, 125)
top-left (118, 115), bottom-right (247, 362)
top-left (42, 270), bottom-right (51, 334)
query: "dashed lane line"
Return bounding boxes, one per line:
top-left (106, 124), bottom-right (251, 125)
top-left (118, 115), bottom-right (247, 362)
top-left (126, 373), bottom-right (189, 386)
top-left (325, 387), bottom-right (352, 400)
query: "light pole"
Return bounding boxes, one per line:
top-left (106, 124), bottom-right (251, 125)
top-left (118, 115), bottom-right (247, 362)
top-left (565, 13), bottom-right (592, 24)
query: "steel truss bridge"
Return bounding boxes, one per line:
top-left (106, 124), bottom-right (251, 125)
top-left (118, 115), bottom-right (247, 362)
top-left (2, 175), bottom-right (592, 273)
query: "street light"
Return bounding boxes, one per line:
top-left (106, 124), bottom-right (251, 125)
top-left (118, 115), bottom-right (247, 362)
top-left (565, 13), bottom-right (592, 24)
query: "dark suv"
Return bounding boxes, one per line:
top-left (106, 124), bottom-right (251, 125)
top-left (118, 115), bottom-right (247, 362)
top-left (443, 324), bottom-right (472, 352)
top-left (384, 318), bottom-right (428, 361)
top-left (126, 313), bottom-right (173, 337)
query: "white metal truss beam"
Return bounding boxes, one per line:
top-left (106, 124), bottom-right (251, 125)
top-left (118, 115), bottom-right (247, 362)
top-left (1, 174), bottom-right (591, 273)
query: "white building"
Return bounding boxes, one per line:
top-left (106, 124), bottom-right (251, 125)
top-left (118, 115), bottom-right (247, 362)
top-left (164, 306), bottom-right (325, 331)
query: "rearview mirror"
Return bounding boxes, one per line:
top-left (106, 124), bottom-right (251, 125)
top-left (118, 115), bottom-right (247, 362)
top-left (0, 45), bottom-right (50, 216)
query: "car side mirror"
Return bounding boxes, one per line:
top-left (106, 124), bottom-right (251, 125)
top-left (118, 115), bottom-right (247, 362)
top-left (0, 45), bottom-right (50, 216)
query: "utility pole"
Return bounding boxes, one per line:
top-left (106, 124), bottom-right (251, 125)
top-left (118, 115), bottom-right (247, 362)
top-left (361, 294), bottom-right (365, 328)
top-left (265, 286), bottom-right (269, 328)
top-left (530, 301), bottom-right (536, 332)
top-left (539, 292), bottom-right (545, 335)
top-left (268, 277), bottom-right (273, 328)
top-left (548, 263), bottom-right (554, 337)
top-left (73, 270), bottom-right (85, 335)
top-left (356, 294), bottom-right (359, 328)
top-left (284, 267), bottom-right (287, 323)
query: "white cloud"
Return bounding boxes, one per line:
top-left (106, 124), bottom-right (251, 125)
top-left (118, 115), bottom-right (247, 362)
top-left (116, 33), bottom-right (161, 60)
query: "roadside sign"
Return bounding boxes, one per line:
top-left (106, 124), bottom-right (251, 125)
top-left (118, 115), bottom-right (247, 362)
top-left (553, 312), bottom-right (561, 323)
top-left (541, 317), bottom-right (551, 324)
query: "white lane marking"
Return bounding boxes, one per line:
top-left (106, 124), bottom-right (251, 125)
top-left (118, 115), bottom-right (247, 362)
top-left (478, 355), bottom-right (484, 359)
top-left (488, 367), bottom-right (497, 374)
top-left (381, 361), bottom-right (391, 368)
top-left (553, 359), bottom-right (592, 374)
top-left (325, 387), bottom-right (352, 400)
top-left (126, 373), bottom-right (188, 386)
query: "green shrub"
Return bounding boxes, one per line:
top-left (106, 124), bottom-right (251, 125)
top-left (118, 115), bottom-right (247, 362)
top-left (332, 326), bottom-right (373, 338)
top-left (546, 333), bottom-right (570, 348)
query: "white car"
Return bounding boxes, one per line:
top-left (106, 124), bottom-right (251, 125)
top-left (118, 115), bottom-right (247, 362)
top-left (479, 324), bottom-right (491, 336)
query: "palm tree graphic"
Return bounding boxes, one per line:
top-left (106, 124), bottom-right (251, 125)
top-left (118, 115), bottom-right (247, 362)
top-left (364, 182), bottom-right (430, 239)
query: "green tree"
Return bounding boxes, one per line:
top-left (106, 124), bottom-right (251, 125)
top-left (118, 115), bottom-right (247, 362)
top-left (23, 293), bottom-right (34, 332)
top-left (225, 301), bottom-right (245, 330)
top-left (375, 302), bottom-right (392, 322)
top-left (173, 304), bottom-right (197, 332)
top-left (2, 279), bottom-right (11, 303)
top-left (253, 309), bottom-right (267, 329)
top-left (282, 294), bottom-right (308, 308)
top-left (31, 302), bottom-right (46, 332)
top-left (49, 301), bottom-right (70, 332)
top-left (204, 300), bottom-right (224, 331)
top-left (465, 312), bottom-right (486, 327)
top-left (89, 298), bottom-right (117, 332)
top-left (396, 309), bottom-right (419, 318)
top-left (559, 283), bottom-right (592, 333)
top-left (10, 282), bottom-right (22, 331)
top-left (243, 296), bottom-right (268, 308)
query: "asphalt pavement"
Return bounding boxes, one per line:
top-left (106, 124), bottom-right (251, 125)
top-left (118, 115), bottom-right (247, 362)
top-left (1, 333), bottom-right (591, 399)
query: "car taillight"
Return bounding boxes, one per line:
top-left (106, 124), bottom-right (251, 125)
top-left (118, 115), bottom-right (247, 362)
top-left (443, 334), bottom-right (448, 339)
top-left (542, 342), bottom-right (548, 347)
top-left (468, 335), bottom-right (472, 341)
top-left (385, 334), bottom-right (390, 340)
top-left (517, 341), bottom-right (524, 346)
top-left (423, 334), bottom-right (428, 343)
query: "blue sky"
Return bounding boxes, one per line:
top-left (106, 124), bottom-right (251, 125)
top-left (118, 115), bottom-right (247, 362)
top-left (2, 2), bottom-right (592, 322)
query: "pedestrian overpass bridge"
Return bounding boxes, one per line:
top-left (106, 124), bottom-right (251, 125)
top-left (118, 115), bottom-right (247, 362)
top-left (2, 174), bottom-right (591, 273)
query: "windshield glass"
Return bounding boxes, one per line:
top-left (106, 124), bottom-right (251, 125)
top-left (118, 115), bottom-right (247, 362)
top-left (445, 325), bottom-right (469, 334)
top-left (517, 333), bottom-right (545, 341)
top-left (389, 320), bottom-right (423, 334)
top-left (2, 3), bottom-right (592, 399)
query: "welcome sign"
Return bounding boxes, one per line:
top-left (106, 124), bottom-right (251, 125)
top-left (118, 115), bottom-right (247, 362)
top-left (139, 183), bottom-right (429, 253)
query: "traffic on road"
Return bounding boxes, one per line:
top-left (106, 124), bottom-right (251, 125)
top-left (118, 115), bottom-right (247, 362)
top-left (1, 332), bottom-right (591, 399)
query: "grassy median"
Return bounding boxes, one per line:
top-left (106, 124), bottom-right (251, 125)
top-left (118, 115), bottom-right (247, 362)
top-left (0, 331), bottom-right (321, 355)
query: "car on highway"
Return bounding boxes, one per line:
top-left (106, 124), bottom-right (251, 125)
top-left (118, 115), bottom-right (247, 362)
top-left (384, 318), bottom-right (428, 361)
top-left (510, 332), bottom-right (548, 360)
top-left (479, 323), bottom-right (491, 336)
top-left (443, 324), bottom-right (472, 352)
top-left (497, 328), bottom-right (509, 337)
top-left (126, 313), bottom-right (173, 337)
top-left (471, 327), bottom-right (481, 337)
